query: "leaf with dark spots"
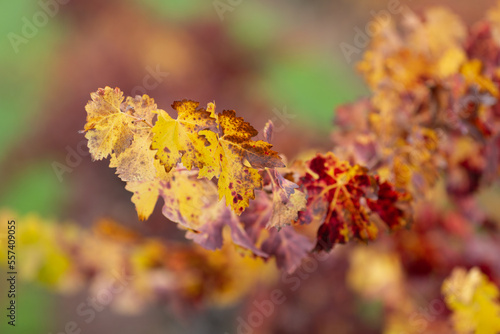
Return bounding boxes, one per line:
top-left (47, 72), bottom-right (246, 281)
top-left (218, 110), bottom-right (284, 169)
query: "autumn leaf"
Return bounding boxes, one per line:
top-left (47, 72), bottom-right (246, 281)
top-left (367, 180), bottom-right (411, 229)
top-left (388, 127), bottom-right (440, 194)
top-left (200, 128), bottom-right (262, 214)
top-left (109, 132), bottom-right (158, 182)
top-left (297, 153), bottom-right (377, 250)
top-left (108, 94), bottom-right (159, 182)
top-left (442, 267), bottom-right (500, 334)
top-left (150, 100), bottom-right (219, 177)
top-left (125, 175), bottom-right (163, 221)
top-left (126, 164), bottom-right (269, 257)
top-left (297, 153), bottom-right (409, 251)
top-left (125, 166), bottom-right (214, 227)
top-left (209, 110), bottom-right (285, 214)
top-left (83, 87), bottom-right (152, 160)
top-left (85, 92), bottom-right (286, 216)
top-left (124, 93), bottom-right (156, 127)
top-left (82, 90), bottom-right (160, 182)
top-left (260, 121), bottom-right (306, 228)
top-left (218, 110), bottom-right (284, 169)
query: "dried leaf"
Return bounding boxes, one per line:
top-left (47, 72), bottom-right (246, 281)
top-left (83, 87), bottom-right (145, 160)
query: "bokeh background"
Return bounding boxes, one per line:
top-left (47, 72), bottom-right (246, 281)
top-left (0, 0), bottom-right (496, 333)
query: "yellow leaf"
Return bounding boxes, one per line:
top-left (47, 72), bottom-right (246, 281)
top-left (125, 159), bottom-right (169, 221)
top-left (199, 110), bottom-right (285, 214)
top-left (442, 267), bottom-right (500, 334)
top-left (126, 166), bottom-right (217, 228)
top-left (160, 172), bottom-right (219, 231)
top-left (461, 59), bottom-right (499, 97)
top-left (150, 100), bottom-right (219, 176)
top-left (83, 87), bottom-right (151, 160)
top-left (109, 132), bottom-right (158, 182)
top-left (85, 91), bottom-right (286, 217)
top-left (217, 110), bottom-right (284, 170)
top-left (216, 138), bottom-right (262, 214)
top-left (84, 91), bottom-right (159, 181)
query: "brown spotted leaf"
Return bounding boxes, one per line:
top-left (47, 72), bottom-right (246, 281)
top-left (201, 110), bottom-right (285, 214)
top-left (218, 110), bottom-right (284, 169)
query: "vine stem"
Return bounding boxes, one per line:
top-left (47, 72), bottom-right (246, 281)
top-left (124, 113), bottom-right (154, 128)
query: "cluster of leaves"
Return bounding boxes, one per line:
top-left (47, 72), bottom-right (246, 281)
top-left (204, 5), bottom-right (500, 333)
top-left (81, 88), bottom-right (312, 272)
top-left (82, 86), bottom-right (410, 267)
top-left (83, 88), bottom-right (284, 214)
top-left (82, 3), bottom-right (500, 264)
top-left (328, 6), bottom-right (500, 332)
top-left (333, 6), bottom-right (500, 203)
